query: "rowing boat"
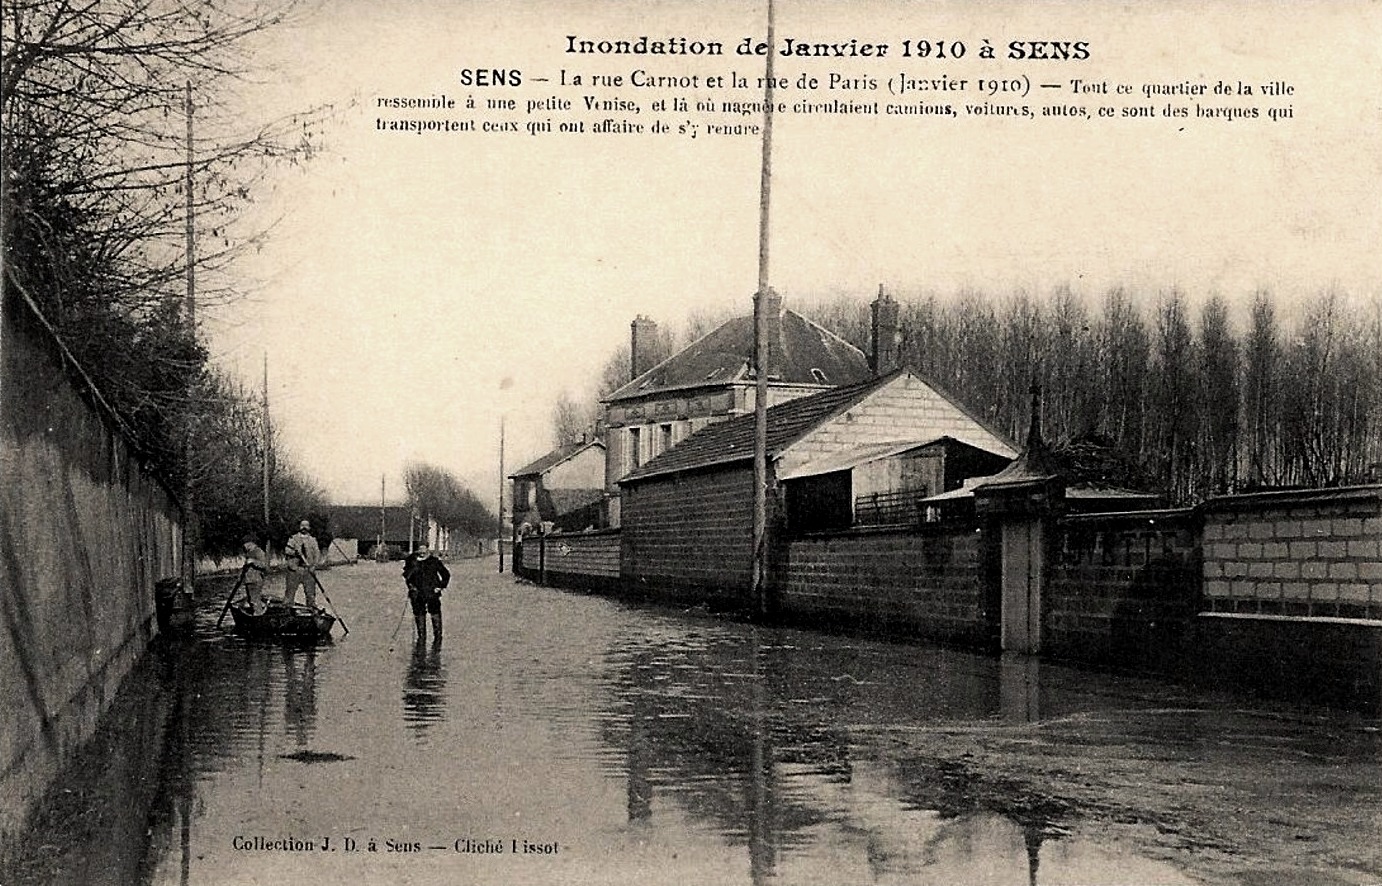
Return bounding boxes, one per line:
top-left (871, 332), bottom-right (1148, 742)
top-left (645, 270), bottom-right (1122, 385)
top-left (228, 599), bottom-right (335, 642)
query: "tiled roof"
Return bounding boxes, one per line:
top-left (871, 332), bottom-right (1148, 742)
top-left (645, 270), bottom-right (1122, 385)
top-left (620, 373), bottom-right (897, 484)
top-left (509, 438), bottom-right (604, 479)
top-left (605, 310), bottom-right (870, 402)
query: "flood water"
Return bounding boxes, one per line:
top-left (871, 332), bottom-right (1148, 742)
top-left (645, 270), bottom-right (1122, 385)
top-left (5, 558), bottom-right (1381, 886)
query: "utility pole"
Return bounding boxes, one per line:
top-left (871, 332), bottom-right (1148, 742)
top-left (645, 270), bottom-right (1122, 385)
top-left (498, 414), bottom-right (506, 573)
top-left (262, 352), bottom-right (271, 557)
top-left (379, 475), bottom-right (386, 555)
top-left (181, 80), bottom-right (198, 594)
top-left (750, 0), bottom-right (777, 618)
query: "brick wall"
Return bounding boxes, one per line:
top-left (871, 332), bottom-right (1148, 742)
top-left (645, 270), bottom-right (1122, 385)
top-left (1045, 510), bottom-right (1201, 673)
top-left (620, 467), bottom-right (755, 605)
top-left (1201, 487), bottom-right (1382, 620)
top-left (515, 530), bottom-right (621, 592)
top-left (778, 523), bottom-right (996, 646)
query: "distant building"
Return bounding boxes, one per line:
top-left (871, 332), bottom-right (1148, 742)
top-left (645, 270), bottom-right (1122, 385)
top-left (617, 368), bottom-right (1018, 603)
top-left (326, 504), bottom-right (432, 558)
top-left (508, 436), bottom-right (606, 532)
top-left (602, 287), bottom-right (904, 524)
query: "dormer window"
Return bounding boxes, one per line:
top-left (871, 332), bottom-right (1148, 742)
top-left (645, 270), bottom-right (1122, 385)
top-left (811, 368), bottom-right (828, 383)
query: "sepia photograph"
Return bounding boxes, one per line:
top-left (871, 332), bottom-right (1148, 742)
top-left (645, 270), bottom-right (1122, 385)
top-left (3, 1), bottom-right (1381, 884)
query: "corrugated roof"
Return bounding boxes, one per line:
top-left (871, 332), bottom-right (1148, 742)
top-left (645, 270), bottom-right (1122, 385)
top-left (605, 309), bottom-right (870, 402)
top-left (620, 373), bottom-right (897, 484)
top-left (509, 438), bottom-right (604, 479)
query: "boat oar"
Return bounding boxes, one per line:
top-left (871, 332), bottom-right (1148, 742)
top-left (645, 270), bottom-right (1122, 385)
top-left (216, 572), bottom-right (247, 628)
top-left (309, 572), bottom-right (350, 635)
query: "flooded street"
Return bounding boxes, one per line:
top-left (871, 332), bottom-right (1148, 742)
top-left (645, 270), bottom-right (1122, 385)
top-left (5, 558), bottom-right (1382, 886)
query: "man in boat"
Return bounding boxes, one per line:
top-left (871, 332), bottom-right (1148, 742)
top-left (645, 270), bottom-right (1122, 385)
top-left (403, 543), bottom-right (450, 643)
top-left (240, 534), bottom-right (270, 614)
top-left (284, 519), bottom-right (322, 610)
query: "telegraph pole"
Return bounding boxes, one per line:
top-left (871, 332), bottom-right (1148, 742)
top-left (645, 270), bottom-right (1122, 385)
top-left (181, 81), bottom-right (198, 593)
top-left (498, 414), bottom-right (506, 573)
top-left (750, 0), bottom-right (777, 618)
top-left (262, 352), bottom-right (271, 557)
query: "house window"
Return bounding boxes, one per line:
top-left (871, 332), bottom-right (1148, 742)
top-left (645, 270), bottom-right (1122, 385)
top-left (629, 427), bottom-right (643, 468)
top-left (660, 423), bottom-right (674, 454)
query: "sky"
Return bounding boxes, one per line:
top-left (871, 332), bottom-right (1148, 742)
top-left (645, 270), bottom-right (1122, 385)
top-left (202, 0), bottom-right (1382, 505)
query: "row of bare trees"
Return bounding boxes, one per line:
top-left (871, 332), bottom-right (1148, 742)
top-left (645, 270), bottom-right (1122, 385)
top-left (3, 0), bottom-right (331, 554)
top-left (403, 462), bottom-right (499, 539)
top-left (803, 287), bottom-right (1382, 503)
top-left (559, 288), bottom-right (1380, 504)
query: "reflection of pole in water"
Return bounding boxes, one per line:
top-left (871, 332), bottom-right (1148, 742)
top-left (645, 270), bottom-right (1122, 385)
top-left (1025, 825), bottom-right (1043, 886)
top-left (748, 626), bottom-right (776, 885)
top-left (625, 649), bottom-right (654, 822)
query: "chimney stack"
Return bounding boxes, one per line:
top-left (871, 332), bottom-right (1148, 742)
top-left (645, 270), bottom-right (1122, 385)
top-left (630, 315), bottom-right (659, 381)
top-left (756, 287), bottom-right (784, 377)
top-left (870, 284), bottom-right (900, 375)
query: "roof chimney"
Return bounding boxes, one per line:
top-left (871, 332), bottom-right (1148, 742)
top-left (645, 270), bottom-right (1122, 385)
top-left (755, 288), bottom-right (784, 378)
top-left (630, 315), bottom-right (659, 381)
top-left (870, 284), bottom-right (900, 374)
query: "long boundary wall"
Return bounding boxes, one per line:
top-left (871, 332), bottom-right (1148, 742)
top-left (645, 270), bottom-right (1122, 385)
top-left (515, 466), bottom-right (1382, 712)
top-left (515, 530), bottom-right (621, 592)
top-left (1, 289), bottom-right (181, 844)
top-left (1197, 487), bottom-right (1382, 712)
top-left (777, 523), bottom-right (997, 646)
top-left (1045, 510), bottom-right (1201, 674)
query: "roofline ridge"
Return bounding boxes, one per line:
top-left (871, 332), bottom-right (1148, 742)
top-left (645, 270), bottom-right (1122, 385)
top-left (897, 365), bottom-right (1021, 453)
top-left (783, 308), bottom-right (868, 360)
top-left (604, 312), bottom-right (752, 402)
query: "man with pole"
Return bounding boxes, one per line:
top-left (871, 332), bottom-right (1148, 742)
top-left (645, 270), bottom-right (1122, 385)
top-left (284, 519), bottom-right (322, 610)
top-left (403, 543), bottom-right (450, 644)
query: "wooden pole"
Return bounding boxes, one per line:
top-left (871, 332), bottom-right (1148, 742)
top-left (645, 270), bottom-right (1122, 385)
top-left (751, 0), bottom-right (776, 618)
top-left (498, 414), bottom-right (506, 572)
top-left (181, 81), bottom-right (197, 594)
top-left (262, 353), bottom-right (270, 526)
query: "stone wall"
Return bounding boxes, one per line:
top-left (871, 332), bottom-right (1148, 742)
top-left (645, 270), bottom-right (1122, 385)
top-left (515, 530), bottom-right (621, 592)
top-left (1196, 486), bottom-right (1382, 713)
top-left (778, 523), bottom-right (996, 646)
top-left (1045, 510), bottom-right (1201, 673)
top-left (0, 289), bottom-right (181, 843)
top-left (620, 466), bottom-right (756, 605)
top-left (1201, 486), bottom-right (1382, 619)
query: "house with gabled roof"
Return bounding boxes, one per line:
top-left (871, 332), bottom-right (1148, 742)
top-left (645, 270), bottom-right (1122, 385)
top-left (508, 436), bottom-right (606, 531)
top-left (603, 288), bottom-right (909, 525)
top-left (616, 368), bottom-right (1018, 605)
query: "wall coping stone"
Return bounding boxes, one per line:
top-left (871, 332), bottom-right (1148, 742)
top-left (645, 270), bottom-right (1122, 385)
top-left (1198, 611), bottom-right (1382, 629)
top-left (1200, 485), bottom-right (1382, 513)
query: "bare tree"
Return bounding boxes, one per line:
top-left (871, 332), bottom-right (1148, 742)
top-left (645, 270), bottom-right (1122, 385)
top-left (3, 0), bottom-right (331, 510)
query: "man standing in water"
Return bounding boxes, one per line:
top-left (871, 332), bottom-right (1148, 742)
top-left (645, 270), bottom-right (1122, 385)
top-left (284, 519), bottom-right (322, 610)
top-left (403, 543), bottom-right (450, 643)
top-left (240, 534), bottom-right (270, 614)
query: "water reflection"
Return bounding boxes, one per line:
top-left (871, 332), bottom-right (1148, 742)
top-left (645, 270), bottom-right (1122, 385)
top-left (597, 619), bottom-right (1193, 885)
top-left (282, 647), bottom-right (318, 747)
top-left (7, 565), bottom-right (1377, 886)
top-left (402, 637), bottom-right (447, 735)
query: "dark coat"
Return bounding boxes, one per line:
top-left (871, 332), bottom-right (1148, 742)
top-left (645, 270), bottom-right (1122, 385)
top-left (403, 553), bottom-right (450, 593)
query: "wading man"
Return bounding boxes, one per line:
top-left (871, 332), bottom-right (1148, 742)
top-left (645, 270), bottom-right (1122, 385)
top-left (403, 543), bottom-right (450, 643)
